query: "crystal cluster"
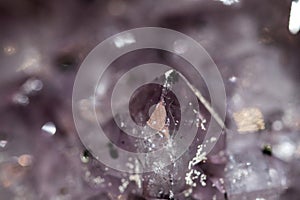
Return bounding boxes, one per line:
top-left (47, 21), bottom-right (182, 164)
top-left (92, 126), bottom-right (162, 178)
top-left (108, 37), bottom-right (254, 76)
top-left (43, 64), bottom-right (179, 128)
top-left (0, 0), bottom-right (300, 199)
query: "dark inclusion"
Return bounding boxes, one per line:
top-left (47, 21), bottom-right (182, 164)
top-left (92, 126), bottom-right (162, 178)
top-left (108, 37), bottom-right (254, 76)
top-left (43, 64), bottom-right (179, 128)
top-left (83, 149), bottom-right (90, 158)
top-left (262, 144), bottom-right (272, 156)
top-left (54, 53), bottom-right (78, 72)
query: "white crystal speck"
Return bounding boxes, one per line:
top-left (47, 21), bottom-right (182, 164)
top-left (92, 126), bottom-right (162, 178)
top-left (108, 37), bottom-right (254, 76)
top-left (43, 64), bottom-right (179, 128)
top-left (42, 122), bottom-right (56, 135)
top-left (0, 140), bottom-right (7, 148)
top-left (289, 0), bottom-right (300, 34)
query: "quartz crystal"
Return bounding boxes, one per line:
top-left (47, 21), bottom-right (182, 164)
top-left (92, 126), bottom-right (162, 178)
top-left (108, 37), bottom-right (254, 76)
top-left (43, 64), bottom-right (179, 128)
top-left (0, 0), bottom-right (300, 199)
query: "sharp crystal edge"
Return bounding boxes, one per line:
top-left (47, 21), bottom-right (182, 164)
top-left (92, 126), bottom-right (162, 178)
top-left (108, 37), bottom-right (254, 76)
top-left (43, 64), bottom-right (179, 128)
top-left (289, 0), bottom-right (300, 34)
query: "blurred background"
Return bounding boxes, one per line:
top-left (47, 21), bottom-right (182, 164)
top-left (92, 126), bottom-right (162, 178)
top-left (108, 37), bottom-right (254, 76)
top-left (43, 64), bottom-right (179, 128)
top-left (0, 0), bottom-right (300, 199)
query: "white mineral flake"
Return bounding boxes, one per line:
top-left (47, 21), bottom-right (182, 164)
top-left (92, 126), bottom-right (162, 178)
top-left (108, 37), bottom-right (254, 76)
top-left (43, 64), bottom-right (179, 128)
top-left (80, 153), bottom-right (89, 163)
top-left (120, 121), bottom-right (125, 127)
top-left (119, 178), bottom-right (129, 193)
top-left (185, 169), bottom-right (196, 187)
top-left (41, 122), bottom-right (56, 135)
top-left (200, 119), bottom-right (207, 130)
top-left (229, 76), bottom-right (237, 83)
top-left (210, 137), bottom-right (217, 143)
top-left (193, 109), bottom-right (207, 130)
top-left (200, 174), bottom-right (207, 186)
top-left (289, 0), bottom-right (300, 34)
top-left (194, 169), bottom-right (201, 177)
top-left (185, 169), bottom-right (207, 187)
top-left (164, 69), bottom-right (174, 88)
top-left (129, 174), bottom-right (142, 189)
top-left (219, 178), bottom-right (224, 184)
top-left (169, 190), bottom-right (174, 199)
top-left (164, 69), bottom-right (174, 79)
top-left (217, 0), bottom-right (239, 6)
top-left (0, 140), bottom-right (8, 148)
top-left (189, 144), bottom-right (207, 168)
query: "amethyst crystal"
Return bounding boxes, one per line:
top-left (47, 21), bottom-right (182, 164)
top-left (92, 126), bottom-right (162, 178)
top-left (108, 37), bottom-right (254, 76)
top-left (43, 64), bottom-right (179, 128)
top-left (1, 0), bottom-right (300, 199)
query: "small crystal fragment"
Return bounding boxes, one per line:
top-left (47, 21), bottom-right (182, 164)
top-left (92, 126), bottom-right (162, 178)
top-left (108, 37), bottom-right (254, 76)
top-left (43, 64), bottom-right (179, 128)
top-left (0, 133), bottom-right (8, 150)
top-left (229, 76), bottom-right (237, 83)
top-left (129, 174), bottom-right (142, 189)
top-left (147, 100), bottom-right (169, 137)
top-left (80, 149), bottom-right (90, 163)
top-left (289, 0), bottom-right (300, 34)
top-left (218, 0), bottom-right (239, 6)
top-left (41, 122), bottom-right (56, 135)
top-left (119, 178), bottom-right (129, 193)
top-left (0, 140), bottom-right (7, 149)
top-left (233, 107), bottom-right (265, 133)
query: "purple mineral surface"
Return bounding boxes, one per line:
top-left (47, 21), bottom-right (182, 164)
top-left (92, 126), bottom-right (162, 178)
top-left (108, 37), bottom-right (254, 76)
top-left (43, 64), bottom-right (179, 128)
top-left (0, 0), bottom-right (300, 199)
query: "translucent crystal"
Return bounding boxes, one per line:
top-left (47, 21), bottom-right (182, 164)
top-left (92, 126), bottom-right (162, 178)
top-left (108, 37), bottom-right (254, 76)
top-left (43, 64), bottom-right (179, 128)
top-left (41, 122), bottom-right (56, 135)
